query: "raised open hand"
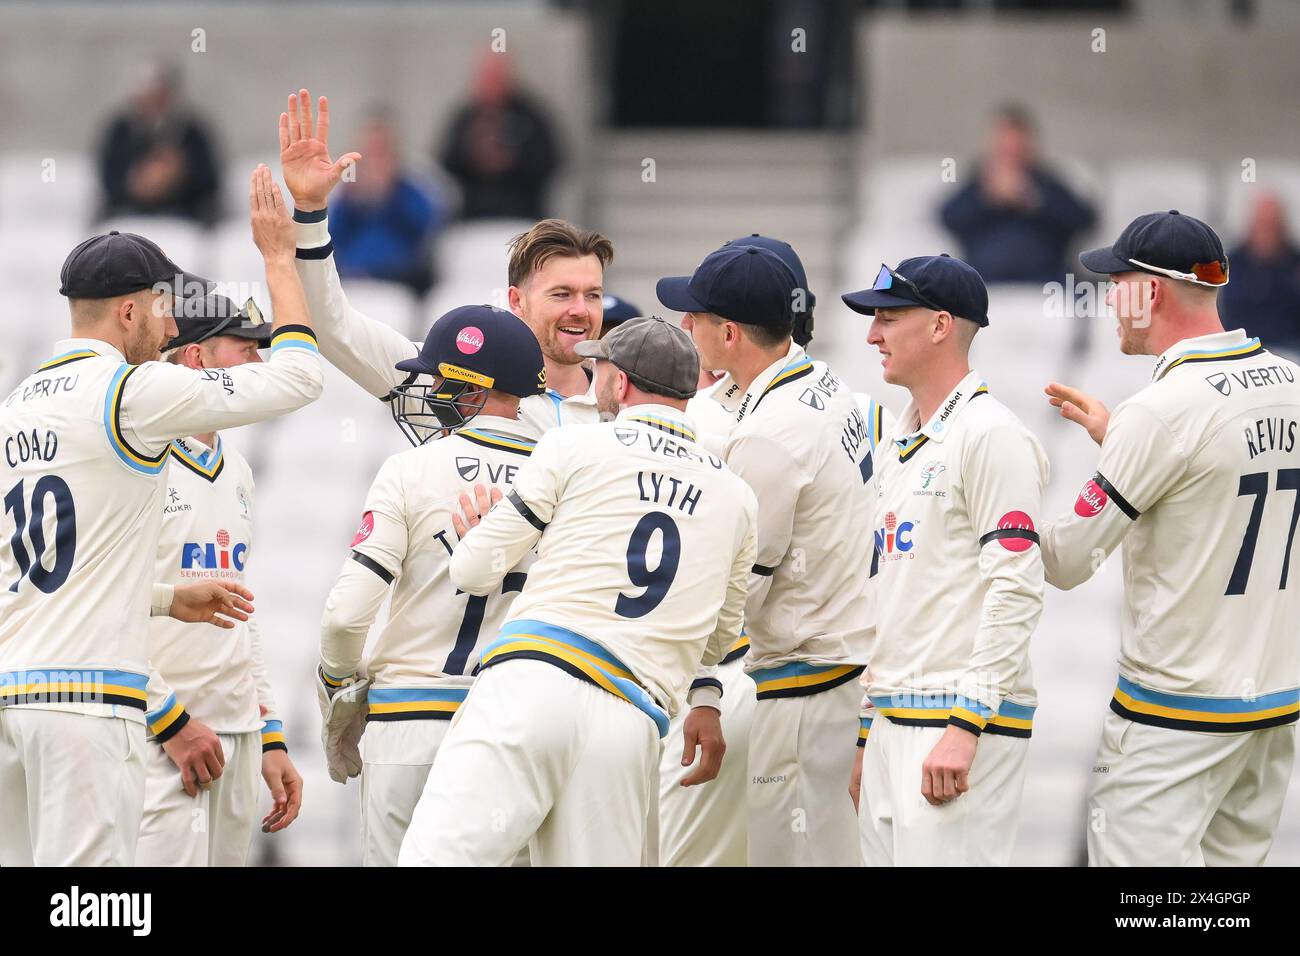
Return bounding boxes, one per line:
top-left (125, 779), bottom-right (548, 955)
top-left (279, 89), bottom-right (361, 211)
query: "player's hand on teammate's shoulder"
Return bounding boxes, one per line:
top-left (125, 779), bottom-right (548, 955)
top-left (249, 164), bottom-right (295, 262)
top-left (162, 718), bottom-right (227, 797)
top-left (170, 581), bottom-right (255, 629)
top-left (1046, 381), bottom-right (1110, 446)
top-left (679, 705), bottom-right (726, 787)
top-left (452, 483), bottom-right (504, 540)
top-left (920, 724), bottom-right (978, 806)
top-left (260, 750), bottom-right (304, 834)
top-left (279, 88), bottom-right (361, 211)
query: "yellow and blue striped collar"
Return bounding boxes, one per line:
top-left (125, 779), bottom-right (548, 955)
top-left (1152, 330), bottom-right (1263, 382)
top-left (618, 405), bottom-right (698, 443)
top-left (170, 435), bottom-right (224, 481)
top-left (735, 343), bottom-right (812, 421)
top-left (454, 415), bottom-right (538, 456)
top-left (39, 337), bottom-right (122, 371)
top-left (894, 369), bottom-right (988, 456)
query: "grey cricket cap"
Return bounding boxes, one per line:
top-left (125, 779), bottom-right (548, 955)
top-left (574, 315), bottom-right (699, 399)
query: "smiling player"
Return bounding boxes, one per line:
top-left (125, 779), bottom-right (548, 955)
top-left (843, 254), bottom-right (1048, 867)
top-left (278, 89), bottom-right (609, 432)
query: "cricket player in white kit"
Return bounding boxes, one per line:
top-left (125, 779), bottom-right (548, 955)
top-left (399, 317), bottom-right (758, 866)
top-left (658, 243), bottom-right (886, 867)
top-left (137, 293), bottom-right (304, 867)
top-left (277, 89), bottom-right (608, 433)
top-left (317, 304), bottom-right (545, 866)
top-left (1041, 211), bottom-right (1300, 866)
top-left (659, 234), bottom-right (828, 867)
top-left (842, 255), bottom-right (1048, 867)
top-left (0, 166), bottom-right (323, 866)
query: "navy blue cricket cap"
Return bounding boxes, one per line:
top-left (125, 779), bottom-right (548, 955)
top-left (725, 233), bottom-right (815, 344)
top-left (1080, 210), bottom-right (1229, 287)
top-left (167, 293), bottom-right (272, 349)
top-left (59, 231), bottom-right (212, 300)
top-left (396, 304), bottom-right (546, 399)
top-left (842, 254), bottom-right (990, 327)
top-left (600, 294), bottom-right (642, 327)
top-left (656, 244), bottom-right (798, 328)
top-left (724, 234), bottom-right (815, 310)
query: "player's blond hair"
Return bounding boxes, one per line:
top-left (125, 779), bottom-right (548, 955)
top-left (507, 219), bottom-right (613, 288)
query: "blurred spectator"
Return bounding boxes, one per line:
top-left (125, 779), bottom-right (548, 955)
top-left (599, 294), bottom-right (642, 337)
top-left (438, 54), bottom-right (559, 221)
top-left (939, 105), bottom-right (1095, 284)
top-left (97, 62), bottom-right (220, 224)
top-left (330, 109), bottom-right (446, 297)
top-left (1219, 193), bottom-right (1300, 359)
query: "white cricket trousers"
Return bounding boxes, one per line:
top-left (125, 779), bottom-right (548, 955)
top-left (359, 719), bottom-right (452, 867)
top-left (1087, 712), bottom-right (1296, 866)
top-left (136, 730), bottom-right (260, 866)
top-left (659, 657), bottom-right (754, 867)
top-left (398, 659), bottom-right (660, 866)
top-left (0, 708), bottom-right (145, 866)
top-left (858, 716), bottom-right (1029, 866)
top-left (747, 679), bottom-right (862, 867)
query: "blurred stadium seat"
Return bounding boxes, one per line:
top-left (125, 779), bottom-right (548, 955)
top-left (99, 215), bottom-right (210, 277)
top-left (1101, 159), bottom-right (1213, 243)
top-left (0, 151), bottom-right (96, 228)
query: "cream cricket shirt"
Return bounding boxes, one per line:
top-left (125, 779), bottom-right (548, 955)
top-left (319, 416), bottom-right (540, 723)
top-left (868, 370), bottom-right (1048, 737)
top-left (0, 331), bottom-right (322, 723)
top-left (294, 214), bottom-right (599, 430)
top-left (145, 437), bottom-right (283, 750)
top-left (1042, 330), bottom-right (1300, 732)
top-left (719, 343), bottom-right (889, 701)
top-left (449, 405), bottom-right (758, 725)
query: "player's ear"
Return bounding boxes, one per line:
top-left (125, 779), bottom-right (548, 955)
top-left (507, 285), bottom-right (524, 315)
top-left (1149, 276), bottom-right (1165, 310)
top-left (180, 343), bottom-right (205, 371)
top-left (931, 310), bottom-right (953, 343)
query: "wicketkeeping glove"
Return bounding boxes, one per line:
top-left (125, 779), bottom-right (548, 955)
top-left (317, 665), bottom-right (369, 784)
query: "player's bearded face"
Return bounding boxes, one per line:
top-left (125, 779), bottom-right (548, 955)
top-left (127, 290), bottom-right (176, 364)
top-left (1107, 275), bottom-right (1153, 355)
top-left (514, 254), bottom-right (604, 366)
top-left (594, 361), bottom-right (622, 421)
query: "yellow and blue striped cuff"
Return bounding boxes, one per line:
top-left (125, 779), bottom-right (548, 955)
top-left (271, 325), bottom-right (319, 354)
top-left (721, 632), bottom-right (750, 666)
top-left (261, 719), bottom-right (287, 753)
top-left (318, 665), bottom-right (354, 689)
top-left (856, 715), bottom-right (873, 747)
top-left (146, 693), bottom-right (190, 742)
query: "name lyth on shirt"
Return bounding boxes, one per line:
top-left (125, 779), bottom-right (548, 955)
top-left (637, 471), bottom-right (703, 515)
